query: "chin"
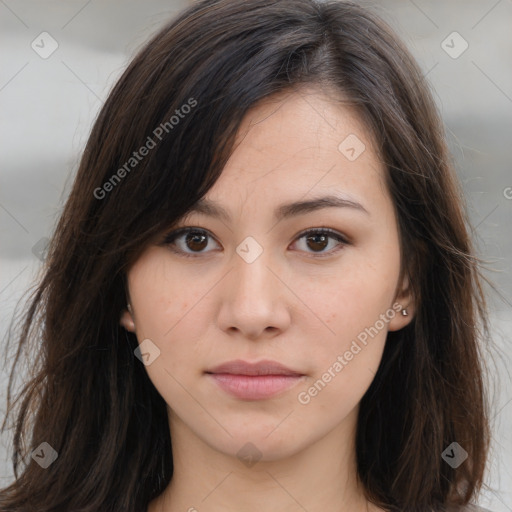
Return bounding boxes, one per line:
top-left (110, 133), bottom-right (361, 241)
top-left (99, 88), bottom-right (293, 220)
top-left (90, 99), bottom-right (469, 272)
top-left (203, 423), bottom-right (312, 463)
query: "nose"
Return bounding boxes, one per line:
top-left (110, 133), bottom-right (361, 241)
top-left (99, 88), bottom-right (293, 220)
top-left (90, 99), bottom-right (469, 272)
top-left (216, 247), bottom-right (291, 341)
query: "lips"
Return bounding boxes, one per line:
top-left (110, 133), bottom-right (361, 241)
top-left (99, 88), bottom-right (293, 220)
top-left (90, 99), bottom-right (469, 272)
top-left (205, 359), bottom-right (305, 400)
top-left (206, 359), bottom-right (303, 377)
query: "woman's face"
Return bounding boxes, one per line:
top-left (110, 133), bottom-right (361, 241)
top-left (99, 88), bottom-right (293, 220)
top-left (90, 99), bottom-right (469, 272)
top-left (121, 88), bottom-right (414, 462)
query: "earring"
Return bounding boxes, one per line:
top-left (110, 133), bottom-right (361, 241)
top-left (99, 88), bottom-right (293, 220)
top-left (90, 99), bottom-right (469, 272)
top-left (401, 308), bottom-right (408, 316)
top-left (127, 303), bottom-right (133, 313)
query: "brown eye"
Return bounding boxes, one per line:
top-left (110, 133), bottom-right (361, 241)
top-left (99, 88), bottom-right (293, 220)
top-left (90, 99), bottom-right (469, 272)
top-left (292, 228), bottom-right (348, 257)
top-left (162, 226), bottom-right (348, 259)
top-left (184, 231), bottom-right (208, 251)
top-left (162, 228), bottom-right (219, 257)
top-left (305, 233), bottom-right (329, 252)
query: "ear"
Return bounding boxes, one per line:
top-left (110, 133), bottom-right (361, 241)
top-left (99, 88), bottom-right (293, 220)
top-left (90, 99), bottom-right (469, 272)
top-left (120, 307), bottom-right (136, 332)
top-left (388, 274), bottom-right (415, 332)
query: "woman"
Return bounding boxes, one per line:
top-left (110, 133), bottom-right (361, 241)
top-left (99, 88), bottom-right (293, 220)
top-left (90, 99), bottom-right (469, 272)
top-left (0, 1), bottom-right (495, 511)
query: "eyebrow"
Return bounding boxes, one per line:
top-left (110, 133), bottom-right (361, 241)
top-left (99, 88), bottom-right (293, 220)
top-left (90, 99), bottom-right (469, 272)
top-left (183, 194), bottom-right (370, 223)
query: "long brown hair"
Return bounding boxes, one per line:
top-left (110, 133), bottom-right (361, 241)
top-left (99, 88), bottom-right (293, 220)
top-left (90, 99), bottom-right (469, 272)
top-left (0, 1), bottom-right (493, 510)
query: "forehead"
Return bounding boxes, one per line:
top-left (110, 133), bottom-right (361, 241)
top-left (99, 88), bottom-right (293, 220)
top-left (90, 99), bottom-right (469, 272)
top-left (200, 88), bottom-right (388, 213)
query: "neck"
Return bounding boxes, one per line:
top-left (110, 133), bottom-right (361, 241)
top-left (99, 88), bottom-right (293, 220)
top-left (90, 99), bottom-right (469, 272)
top-left (149, 406), bottom-right (378, 512)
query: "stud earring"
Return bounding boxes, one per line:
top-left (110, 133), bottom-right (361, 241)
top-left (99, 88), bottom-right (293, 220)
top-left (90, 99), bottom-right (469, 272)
top-left (401, 308), bottom-right (408, 316)
top-left (127, 303), bottom-right (133, 313)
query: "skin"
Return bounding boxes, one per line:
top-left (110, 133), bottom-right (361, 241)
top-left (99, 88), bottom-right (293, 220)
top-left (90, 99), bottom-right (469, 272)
top-left (120, 86), bottom-right (415, 512)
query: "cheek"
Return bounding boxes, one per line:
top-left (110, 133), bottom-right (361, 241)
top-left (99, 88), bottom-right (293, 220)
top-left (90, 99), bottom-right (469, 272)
top-left (296, 299), bottom-right (389, 417)
top-left (127, 255), bottom-right (210, 372)
top-left (319, 258), bottom-right (398, 334)
top-left (305, 247), bottom-right (399, 381)
top-left (129, 253), bottom-right (193, 333)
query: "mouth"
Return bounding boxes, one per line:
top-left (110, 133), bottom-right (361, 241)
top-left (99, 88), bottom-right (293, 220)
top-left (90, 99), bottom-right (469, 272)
top-left (206, 359), bottom-right (303, 376)
top-left (205, 359), bottom-right (306, 400)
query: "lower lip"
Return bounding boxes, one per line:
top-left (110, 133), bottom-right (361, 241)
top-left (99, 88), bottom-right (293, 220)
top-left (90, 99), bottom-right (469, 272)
top-left (207, 373), bottom-right (304, 400)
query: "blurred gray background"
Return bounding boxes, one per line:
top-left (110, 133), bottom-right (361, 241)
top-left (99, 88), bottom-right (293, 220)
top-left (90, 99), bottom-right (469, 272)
top-left (1, 0), bottom-right (511, 510)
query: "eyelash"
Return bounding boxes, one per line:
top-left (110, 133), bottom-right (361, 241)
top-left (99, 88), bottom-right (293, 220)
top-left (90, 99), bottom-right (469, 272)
top-left (161, 226), bottom-right (349, 259)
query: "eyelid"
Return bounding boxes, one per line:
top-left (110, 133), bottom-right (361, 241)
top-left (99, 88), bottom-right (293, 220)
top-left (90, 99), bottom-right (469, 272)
top-left (294, 226), bottom-right (350, 245)
top-left (161, 225), bottom-right (350, 258)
